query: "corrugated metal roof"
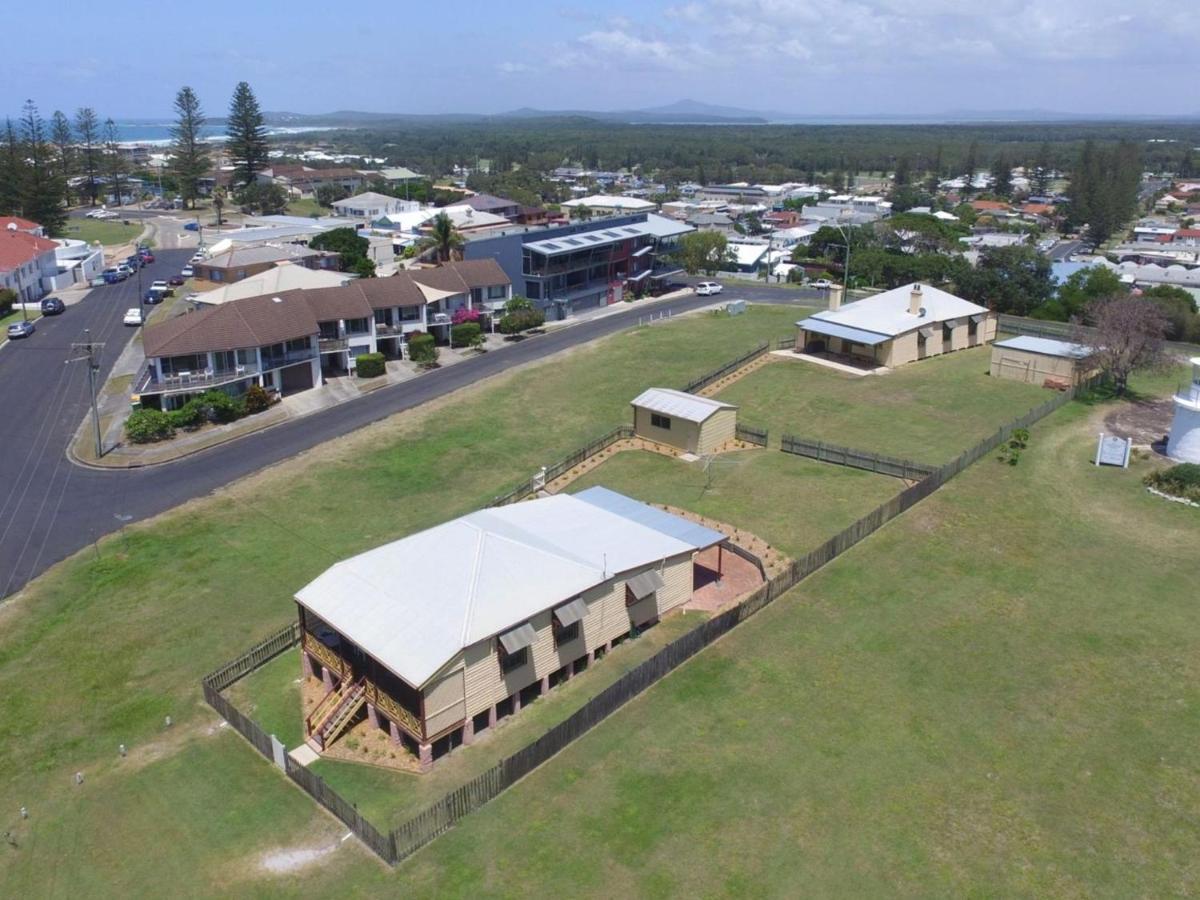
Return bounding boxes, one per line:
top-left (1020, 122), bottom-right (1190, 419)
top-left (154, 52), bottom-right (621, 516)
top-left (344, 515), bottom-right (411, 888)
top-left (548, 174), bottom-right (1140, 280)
top-left (574, 486), bottom-right (727, 550)
top-left (993, 336), bottom-right (1092, 358)
top-left (796, 317), bottom-right (890, 346)
top-left (630, 387), bottom-right (736, 422)
top-left (295, 492), bottom-right (699, 687)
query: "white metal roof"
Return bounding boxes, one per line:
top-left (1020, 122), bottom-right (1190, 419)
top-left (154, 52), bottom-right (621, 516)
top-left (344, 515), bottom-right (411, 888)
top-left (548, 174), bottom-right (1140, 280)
top-left (295, 493), bottom-right (700, 687)
top-left (562, 194), bottom-right (655, 210)
top-left (524, 214), bottom-right (692, 256)
top-left (809, 283), bottom-right (988, 338)
top-left (993, 336), bottom-right (1092, 358)
top-left (631, 387), bottom-right (736, 423)
top-left (726, 242), bottom-right (769, 267)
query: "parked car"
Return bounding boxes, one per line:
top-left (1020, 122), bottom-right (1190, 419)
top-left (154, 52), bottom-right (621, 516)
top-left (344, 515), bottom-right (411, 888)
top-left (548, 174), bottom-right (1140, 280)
top-left (138, 250), bottom-right (155, 263)
top-left (123, 307), bottom-right (144, 326)
top-left (190, 252), bottom-right (206, 263)
top-left (116, 264), bottom-right (134, 277)
top-left (810, 279), bottom-right (834, 289)
top-left (168, 274), bottom-right (185, 286)
top-left (183, 222), bottom-right (200, 232)
top-left (6, 320), bottom-right (35, 339)
top-left (695, 281), bottom-right (723, 296)
top-left (144, 290), bottom-right (165, 305)
top-left (150, 280), bottom-right (173, 296)
top-left (103, 268), bottom-right (127, 283)
top-left (40, 297), bottom-right (65, 316)
top-left (180, 266), bottom-right (194, 278)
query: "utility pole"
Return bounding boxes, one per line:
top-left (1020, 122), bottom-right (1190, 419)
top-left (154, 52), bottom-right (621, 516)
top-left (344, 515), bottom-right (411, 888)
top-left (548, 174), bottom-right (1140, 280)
top-left (69, 330), bottom-right (105, 458)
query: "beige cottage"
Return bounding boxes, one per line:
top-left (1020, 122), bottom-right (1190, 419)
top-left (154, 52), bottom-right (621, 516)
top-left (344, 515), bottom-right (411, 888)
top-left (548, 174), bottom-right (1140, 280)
top-left (632, 388), bottom-right (738, 455)
top-left (989, 335), bottom-right (1097, 387)
top-left (796, 283), bottom-right (997, 368)
top-left (294, 488), bottom-right (727, 770)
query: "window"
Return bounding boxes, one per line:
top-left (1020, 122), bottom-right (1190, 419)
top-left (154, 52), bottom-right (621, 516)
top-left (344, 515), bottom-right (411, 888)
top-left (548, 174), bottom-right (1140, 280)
top-left (650, 413), bottom-right (671, 430)
top-left (487, 285), bottom-right (507, 299)
top-left (498, 642), bottom-right (528, 673)
top-left (553, 619), bottom-right (580, 649)
top-left (345, 317), bottom-right (369, 335)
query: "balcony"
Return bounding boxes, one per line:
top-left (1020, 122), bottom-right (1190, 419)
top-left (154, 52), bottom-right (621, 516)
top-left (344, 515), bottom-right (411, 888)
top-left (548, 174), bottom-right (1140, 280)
top-left (318, 336), bottom-right (349, 352)
top-left (135, 362), bottom-right (260, 395)
top-left (261, 348), bottom-right (318, 368)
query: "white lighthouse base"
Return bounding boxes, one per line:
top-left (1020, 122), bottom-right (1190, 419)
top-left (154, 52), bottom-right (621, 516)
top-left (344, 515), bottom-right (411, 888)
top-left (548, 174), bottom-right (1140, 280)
top-left (1167, 397), bottom-right (1200, 463)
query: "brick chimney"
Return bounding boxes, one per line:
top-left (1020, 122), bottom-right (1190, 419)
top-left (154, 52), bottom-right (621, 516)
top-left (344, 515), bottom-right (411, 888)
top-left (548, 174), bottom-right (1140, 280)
top-left (828, 285), bottom-right (844, 311)
top-left (909, 283), bottom-right (924, 316)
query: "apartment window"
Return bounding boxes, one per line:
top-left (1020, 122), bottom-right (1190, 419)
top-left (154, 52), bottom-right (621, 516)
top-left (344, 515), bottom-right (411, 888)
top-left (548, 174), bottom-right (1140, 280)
top-left (345, 317), bottom-right (369, 335)
top-left (553, 619), bottom-right (580, 649)
top-left (373, 309), bottom-right (389, 325)
top-left (498, 642), bottom-right (528, 674)
top-left (236, 349), bottom-right (256, 365)
top-left (487, 285), bottom-right (507, 299)
top-left (650, 413), bottom-right (671, 430)
top-left (286, 337), bottom-right (309, 353)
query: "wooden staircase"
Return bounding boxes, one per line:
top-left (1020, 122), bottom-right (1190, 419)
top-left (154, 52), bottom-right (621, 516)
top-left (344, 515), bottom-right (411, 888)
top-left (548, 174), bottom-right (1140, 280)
top-left (305, 678), bottom-right (366, 751)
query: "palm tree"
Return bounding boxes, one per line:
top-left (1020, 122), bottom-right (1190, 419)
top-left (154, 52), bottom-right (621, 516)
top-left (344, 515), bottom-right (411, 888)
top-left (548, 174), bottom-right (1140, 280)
top-left (420, 212), bottom-right (464, 263)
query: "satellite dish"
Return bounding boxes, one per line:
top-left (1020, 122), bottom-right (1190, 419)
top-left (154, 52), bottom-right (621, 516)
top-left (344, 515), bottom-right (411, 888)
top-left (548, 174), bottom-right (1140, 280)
top-left (919, 307), bottom-right (927, 317)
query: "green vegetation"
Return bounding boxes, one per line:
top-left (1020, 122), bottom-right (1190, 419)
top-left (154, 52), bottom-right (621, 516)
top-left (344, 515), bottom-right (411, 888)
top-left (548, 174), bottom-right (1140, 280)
top-left (124, 407), bottom-right (175, 442)
top-left (309, 227), bottom-right (375, 277)
top-left (718, 348), bottom-right (1048, 463)
top-left (1144, 462), bottom-right (1200, 503)
top-left (389, 397), bottom-right (1200, 897)
top-left (63, 217), bottom-right (141, 246)
top-left (406, 332), bottom-right (438, 364)
top-left (286, 198), bottom-right (324, 218)
top-left (355, 352), bottom-right (386, 378)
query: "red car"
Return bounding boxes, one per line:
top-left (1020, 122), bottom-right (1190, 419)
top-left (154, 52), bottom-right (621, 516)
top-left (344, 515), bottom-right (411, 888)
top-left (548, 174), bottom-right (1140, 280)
top-left (139, 251), bottom-right (155, 263)
top-left (168, 274), bottom-right (185, 286)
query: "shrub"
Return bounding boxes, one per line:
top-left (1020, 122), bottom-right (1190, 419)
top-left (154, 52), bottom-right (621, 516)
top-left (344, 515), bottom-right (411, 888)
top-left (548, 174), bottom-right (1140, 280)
top-left (407, 332), bottom-right (439, 365)
top-left (450, 321), bottom-right (481, 348)
top-left (243, 384), bottom-right (271, 414)
top-left (168, 400), bottom-right (204, 430)
top-left (197, 389), bottom-right (244, 423)
top-left (1144, 463), bottom-right (1200, 502)
top-left (0, 288), bottom-right (15, 317)
top-left (125, 408), bottom-right (175, 443)
top-left (451, 307), bottom-right (481, 325)
top-left (356, 352), bottom-right (386, 378)
top-left (498, 307), bottom-right (546, 335)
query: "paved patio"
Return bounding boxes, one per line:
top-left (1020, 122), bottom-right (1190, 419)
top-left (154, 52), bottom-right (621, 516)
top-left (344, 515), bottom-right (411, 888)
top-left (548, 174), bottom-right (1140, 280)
top-left (686, 544), bottom-right (765, 613)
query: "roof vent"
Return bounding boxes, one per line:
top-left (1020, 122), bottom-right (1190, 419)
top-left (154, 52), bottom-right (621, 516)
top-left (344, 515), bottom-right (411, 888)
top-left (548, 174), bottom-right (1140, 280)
top-left (272, 296), bottom-right (283, 303)
top-left (5, 222), bottom-right (16, 231)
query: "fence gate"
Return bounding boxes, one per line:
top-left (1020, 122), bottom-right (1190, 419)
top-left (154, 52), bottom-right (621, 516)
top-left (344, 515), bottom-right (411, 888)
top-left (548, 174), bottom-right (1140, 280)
top-left (532, 466), bottom-right (547, 490)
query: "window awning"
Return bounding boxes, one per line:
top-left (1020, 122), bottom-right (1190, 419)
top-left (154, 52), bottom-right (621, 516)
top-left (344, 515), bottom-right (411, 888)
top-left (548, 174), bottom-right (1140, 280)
top-left (943, 319), bottom-right (961, 329)
top-left (626, 569), bottom-right (665, 600)
top-left (918, 325), bottom-right (935, 339)
top-left (632, 245), bottom-right (654, 257)
top-left (498, 622), bottom-right (537, 654)
top-left (553, 597), bottom-right (589, 627)
top-left (627, 270), bottom-right (651, 282)
top-left (970, 313), bottom-right (987, 324)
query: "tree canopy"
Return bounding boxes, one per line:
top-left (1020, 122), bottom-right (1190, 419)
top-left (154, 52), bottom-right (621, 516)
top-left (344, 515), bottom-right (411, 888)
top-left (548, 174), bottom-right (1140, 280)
top-left (227, 81), bottom-right (269, 188)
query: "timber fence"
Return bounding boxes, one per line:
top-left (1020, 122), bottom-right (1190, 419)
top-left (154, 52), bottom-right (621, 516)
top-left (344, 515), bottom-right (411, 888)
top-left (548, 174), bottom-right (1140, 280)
top-left (680, 341), bottom-right (770, 394)
top-left (202, 375), bottom-right (1102, 867)
top-left (735, 423), bottom-right (769, 447)
top-left (776, 335), bottom-right (796, 351)
top-left (489, 425), bottom-right (635, 507)
top-left (779, 436), bottom-right (938, 480)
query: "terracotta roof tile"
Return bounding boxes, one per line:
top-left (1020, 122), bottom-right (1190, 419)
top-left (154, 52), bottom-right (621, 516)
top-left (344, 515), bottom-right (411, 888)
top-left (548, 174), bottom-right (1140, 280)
top-left (0, 230), bottom-right (58, 271)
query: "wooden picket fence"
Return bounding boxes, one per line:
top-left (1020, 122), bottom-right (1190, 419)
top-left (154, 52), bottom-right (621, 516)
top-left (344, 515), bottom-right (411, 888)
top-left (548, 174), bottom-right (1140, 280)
top-left (735, 423), bottom-right (769, 447)
top-left (489, 426), bottom-right (635, 507)
top-left (779, 435), bottom-right (937, 480)
top-left (680, 341), bottom-right (770, 394)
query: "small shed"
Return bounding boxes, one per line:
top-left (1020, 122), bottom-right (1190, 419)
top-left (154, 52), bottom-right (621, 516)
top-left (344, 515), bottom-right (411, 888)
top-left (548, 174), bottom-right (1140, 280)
top-left (989, 336), bottom-right (1096, 387)
top-left (631, 388), bottom-right (737, 455)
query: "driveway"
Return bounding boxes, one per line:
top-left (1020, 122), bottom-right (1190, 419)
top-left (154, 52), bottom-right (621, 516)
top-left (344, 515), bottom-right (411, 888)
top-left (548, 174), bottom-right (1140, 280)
top-left (0, 278), bottom-right (815, 598)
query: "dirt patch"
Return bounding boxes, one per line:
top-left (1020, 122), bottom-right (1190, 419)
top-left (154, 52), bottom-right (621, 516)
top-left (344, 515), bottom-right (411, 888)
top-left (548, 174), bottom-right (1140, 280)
top-left (259, 841), bottom-right (340, 874)
top-left (1103, 398), bottom-right (1173, 447)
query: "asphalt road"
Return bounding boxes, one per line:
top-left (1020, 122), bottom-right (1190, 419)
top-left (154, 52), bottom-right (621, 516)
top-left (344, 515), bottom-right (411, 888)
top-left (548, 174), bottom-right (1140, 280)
top-left (1048, 240), bottom-right (1083, 261)
top-left (0, 275), bottom-right (817, 598)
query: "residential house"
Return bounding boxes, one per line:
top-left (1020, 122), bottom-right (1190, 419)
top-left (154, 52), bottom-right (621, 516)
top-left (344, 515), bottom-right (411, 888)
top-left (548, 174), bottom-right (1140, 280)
top-left (0, 216), bottom-right (46, 237)
top-left (693, 183), bottom-right (771, 204)
top-left (293, 488), bottom-right (729, 768)
top-left (195, 263), bottom-right (353, 306)
top-left (364, 167), bottom-right (423, 187)
top-left (1171, 228), bottom-right (1200, 247)
top-left (452, 193), bottom-right (522, 222)
top-left (463, 212), bottom-right (693, 317)
top-left (795, 283), bottom-right (997, 368)
top-left (331, 192), bottom-right (417, 220)
top-left (193, 245), bottom-right (341, 284)
top-left (52, 239), bottom-right (105, 288)
top-left (561, 195), bottom-right (656, 215)
top-left (0, 225), bottom-right (60, 302)
top-left (262, 165), bottom-right (366, 200)
top-left (688, 211), bottom-right (735, 233)
top-left (135, 259), bottom-right (511, 409)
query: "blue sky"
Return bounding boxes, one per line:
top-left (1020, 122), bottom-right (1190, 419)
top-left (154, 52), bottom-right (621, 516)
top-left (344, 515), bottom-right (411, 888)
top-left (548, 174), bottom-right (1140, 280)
top-left (6, 0), bottom-right (1196, 118)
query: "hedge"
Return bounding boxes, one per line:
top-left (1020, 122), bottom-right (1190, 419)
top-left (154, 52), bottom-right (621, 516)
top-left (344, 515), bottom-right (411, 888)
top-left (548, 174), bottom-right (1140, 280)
top-left (125, 408), bottom-right (175, 443)
top-left (450, 321), bottom-right (481, 348)
top-left (408, 333), bottom-right (438, 364)
top-left (498, 307), bottom-right (545, 335)
top-left (243, 385), bottom-right (271, 414)
top-left (1145, 463), bottom-right (1200, 503)
top-left (356, 352), bottom-right (386, 378)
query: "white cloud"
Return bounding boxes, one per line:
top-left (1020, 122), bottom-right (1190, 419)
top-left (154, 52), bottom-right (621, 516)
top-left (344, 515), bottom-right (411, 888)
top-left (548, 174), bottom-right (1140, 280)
top-left (498, 61), bottom-right (533, 75)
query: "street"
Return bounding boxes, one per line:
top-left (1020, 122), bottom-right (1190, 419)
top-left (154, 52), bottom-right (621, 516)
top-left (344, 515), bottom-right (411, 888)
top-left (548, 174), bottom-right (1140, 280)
top-left (0, 276), bottom-right (816, 598)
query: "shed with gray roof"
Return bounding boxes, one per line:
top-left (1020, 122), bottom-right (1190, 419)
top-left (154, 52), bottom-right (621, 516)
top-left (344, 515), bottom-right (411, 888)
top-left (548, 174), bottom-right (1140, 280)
top-left (631, 387), bottom-right (738, 455)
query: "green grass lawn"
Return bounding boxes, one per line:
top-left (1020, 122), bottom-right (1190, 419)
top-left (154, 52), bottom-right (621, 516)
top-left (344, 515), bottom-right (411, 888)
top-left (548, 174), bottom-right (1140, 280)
top-left (374, 383), bottom-right (1200, 898)
top-left (286, 199), bottom-right (325, 218)
top-left (61, 218), bottom-right (142, 246)
top-left (722, 347), bottom-right (1050, 463)
top-left (569, 449), bottom-right (899, 558)
top-left (0, 304), bottom-right (805, 892)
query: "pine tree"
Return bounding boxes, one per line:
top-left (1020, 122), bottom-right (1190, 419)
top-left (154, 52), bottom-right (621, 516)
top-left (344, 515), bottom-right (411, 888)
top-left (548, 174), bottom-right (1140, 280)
top-left (169, 86), bottom-right (211, 209)
top-left (74, 107), bottom-right (101, 206)
top-left (20, 100), bottom-right (67, 234)
top-left (1032, 142), bottom-right (1053, 195)
top-left (990, 155), bottom-right (1012, 198)
top-left (102, 117), bottom-right (130, 207)
top-left (893, 155), bottom-right (911, 187)
top-left (226, 81), bottom-right (268, 188)
top-left (961, 141), bottom-right (979, 196)
top-left (50, 110), bottom-right (74, 206)
top-left (0, 119), bottom-right (23, 215)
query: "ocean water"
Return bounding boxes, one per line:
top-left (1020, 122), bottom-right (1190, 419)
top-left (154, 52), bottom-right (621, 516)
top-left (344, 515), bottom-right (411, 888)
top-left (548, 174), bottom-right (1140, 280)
top-left (108, 119), bottom-right (339, 146)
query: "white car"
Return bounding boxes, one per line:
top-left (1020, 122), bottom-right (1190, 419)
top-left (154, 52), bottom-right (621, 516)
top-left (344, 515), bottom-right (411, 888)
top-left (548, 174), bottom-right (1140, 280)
top-left (123, 307), bottom-right (144, 326)
top-left (190, 252), bottom-right (206, 263)
top-left (180, 266), bottom-right (194, 278)
top-left (810, 279), bottom-right (834, 289)
top-left (695, 281), bottom-right (723, 296)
